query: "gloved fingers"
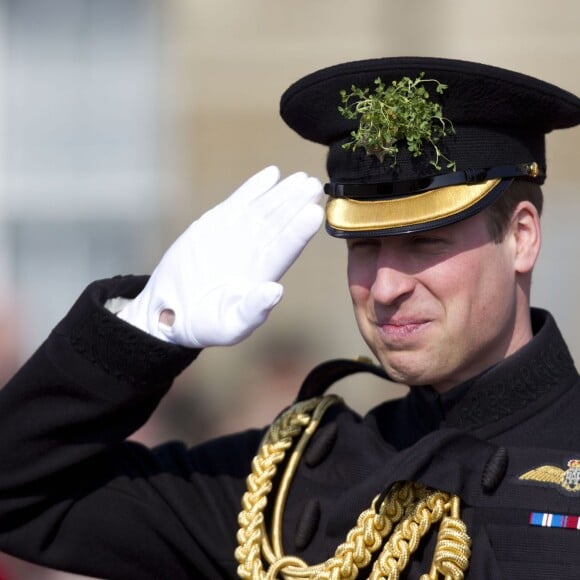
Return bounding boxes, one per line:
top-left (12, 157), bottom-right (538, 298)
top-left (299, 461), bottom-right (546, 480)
top-left (228, 165), bottom-right (282, 207)
top-left (260, 179), bottom-right (323, 242)
top-left (257, 203), bottom-right (324, 280)
top-left (190, 170), bottom-right (321, 249)
top-left (248, 175), bottom-right (323, 256)
top-left (282, 201), bottom-right (325, 246)
top-left (192, 166), bottom-right (282, 234)
top-left (250, 172), bottom-right (321, 222)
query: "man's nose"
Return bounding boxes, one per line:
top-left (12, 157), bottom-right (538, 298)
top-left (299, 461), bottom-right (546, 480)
top-left (370, 247), bottom-right (416, 305)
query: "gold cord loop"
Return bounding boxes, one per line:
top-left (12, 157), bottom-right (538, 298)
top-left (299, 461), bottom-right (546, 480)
top-left (235, 396), bottom-right (471, 579)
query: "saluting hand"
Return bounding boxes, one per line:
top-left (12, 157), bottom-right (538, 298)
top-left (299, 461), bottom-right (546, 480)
top-left (118, 166), bottom-right (324, 347)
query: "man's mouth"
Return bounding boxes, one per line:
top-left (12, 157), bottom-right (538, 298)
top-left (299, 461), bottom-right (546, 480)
top-left (377, 319), bottom-right (431, 341)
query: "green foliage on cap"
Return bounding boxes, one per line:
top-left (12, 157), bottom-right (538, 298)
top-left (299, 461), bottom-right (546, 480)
top-left (338, 73), bottom-right (456, 171)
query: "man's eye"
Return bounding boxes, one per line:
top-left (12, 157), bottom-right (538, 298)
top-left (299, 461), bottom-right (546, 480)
top-left (347, 239), bottom-right (380, 251)
top-left (411, 236), bottom-right (445, 245)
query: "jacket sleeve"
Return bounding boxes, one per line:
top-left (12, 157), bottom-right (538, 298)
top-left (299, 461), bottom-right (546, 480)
top-left (0, 276), bottom-right (262, 579)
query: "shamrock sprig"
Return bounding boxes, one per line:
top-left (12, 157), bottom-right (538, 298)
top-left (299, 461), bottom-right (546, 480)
top-left (338, 73), bottom-right (456, 171)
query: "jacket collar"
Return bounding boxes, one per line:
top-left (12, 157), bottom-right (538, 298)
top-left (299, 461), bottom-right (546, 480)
top-left (407, 308), bottom-right (578, 436)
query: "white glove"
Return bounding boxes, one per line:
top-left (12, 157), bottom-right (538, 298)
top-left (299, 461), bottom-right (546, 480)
top-left (117, 166), bottom-right (324, 347)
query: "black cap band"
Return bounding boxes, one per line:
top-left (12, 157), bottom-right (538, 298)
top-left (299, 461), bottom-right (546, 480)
top-left (325, 162), bottom-right (544, 200)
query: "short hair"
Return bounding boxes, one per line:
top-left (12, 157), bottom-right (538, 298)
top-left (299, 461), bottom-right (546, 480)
top-left (484, 179), bottom-right (544, 243)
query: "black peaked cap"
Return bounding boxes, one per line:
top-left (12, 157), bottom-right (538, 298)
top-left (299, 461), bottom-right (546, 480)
top-left (280, 57), bottom-right (580, 236)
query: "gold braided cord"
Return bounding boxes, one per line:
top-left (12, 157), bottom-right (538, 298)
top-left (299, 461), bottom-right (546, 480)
top-left (370, 490), bottom-right (465, 580)
top-left (271, 396), bottom-right (341, 560)
top-left (235, 396), bottom-right (472, 580)
top-left (420, 497), bottom-right (471, 580)
top-left (236, 396), bottom-right (336, 574)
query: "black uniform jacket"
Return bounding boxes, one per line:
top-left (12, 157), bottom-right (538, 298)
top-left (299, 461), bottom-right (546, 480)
top-left (0, 276), bottom-right (580, 579)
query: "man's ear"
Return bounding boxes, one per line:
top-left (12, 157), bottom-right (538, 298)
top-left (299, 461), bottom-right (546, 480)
top-left (510, 201), bottom-right (541, 274)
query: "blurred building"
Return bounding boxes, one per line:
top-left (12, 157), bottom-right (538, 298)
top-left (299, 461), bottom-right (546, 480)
top-left (0, 0), bottom-right (167, 360)
top-left (0, 1), bottom-right (578, 578)
top-left (0, 0), bottom-right (578, 427)
top-left (0, 0), bottom-right (578, 422)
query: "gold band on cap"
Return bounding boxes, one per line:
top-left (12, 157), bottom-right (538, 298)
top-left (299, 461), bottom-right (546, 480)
top-left (326, 178), bottom-right (501, 232)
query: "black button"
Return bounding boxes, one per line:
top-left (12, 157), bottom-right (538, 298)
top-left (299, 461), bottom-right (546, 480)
top-left (304, 423), bottom-right (338, 468)
top-left (294, 498), bottom-right (321, 550)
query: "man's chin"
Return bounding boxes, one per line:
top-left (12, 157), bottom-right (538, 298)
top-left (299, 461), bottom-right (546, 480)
top-left (379, 359), bottom-right (435, 387)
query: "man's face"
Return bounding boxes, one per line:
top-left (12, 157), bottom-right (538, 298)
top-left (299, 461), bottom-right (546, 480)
top-left (347, 211), bottom-right (532, 393)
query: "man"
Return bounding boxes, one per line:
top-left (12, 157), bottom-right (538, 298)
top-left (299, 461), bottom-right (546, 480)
top-left (0, 57), bottom-right (579, 579)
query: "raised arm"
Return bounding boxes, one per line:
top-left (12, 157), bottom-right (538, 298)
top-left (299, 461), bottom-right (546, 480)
top-left (0, 167), bottom-right (323, 578)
